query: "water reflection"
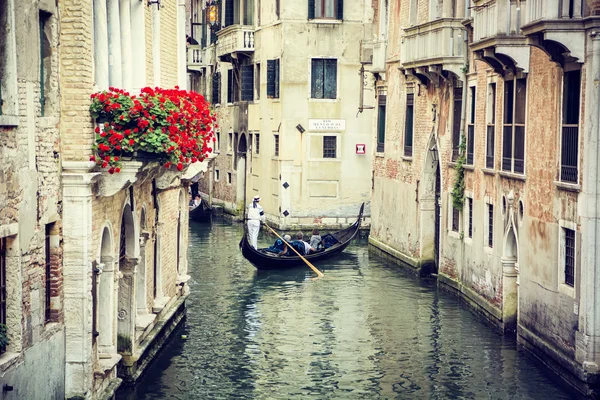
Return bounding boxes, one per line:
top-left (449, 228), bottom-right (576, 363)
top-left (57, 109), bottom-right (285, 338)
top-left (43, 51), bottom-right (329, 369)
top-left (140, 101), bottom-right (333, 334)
top-left (118, 218), bottom-right (580, 399)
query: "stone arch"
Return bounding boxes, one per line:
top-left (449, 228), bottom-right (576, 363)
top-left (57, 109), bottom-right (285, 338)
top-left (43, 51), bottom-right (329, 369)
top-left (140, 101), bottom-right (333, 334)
top-left (500, 190), bottom-right (520, 332)
top-left (419, 132), bottom-right (442, 274)
top-left (98, 224), bottom-right (116, 354)
top-left (117, 202), bottom-right (137, 355)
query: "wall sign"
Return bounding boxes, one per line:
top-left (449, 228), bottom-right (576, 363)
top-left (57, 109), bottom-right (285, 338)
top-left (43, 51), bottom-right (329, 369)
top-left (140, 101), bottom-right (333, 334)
top-left (308, 119), bottom-right (346, 131)
top-left (356, 144), bottom-right (366, 155)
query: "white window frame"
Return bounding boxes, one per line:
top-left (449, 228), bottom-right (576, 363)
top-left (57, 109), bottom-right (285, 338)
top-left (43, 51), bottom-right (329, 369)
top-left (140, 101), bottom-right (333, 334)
top-left (447, 193), bottom-right (461, 239)
top-left (484, 196), bottom-right (494, 254)
top-left (558, 219), bottom-right (577, 298)
top-left (214, 169), bottom-right (220, 182)
top-left (0, 0), bottom-right (19, 126)
top-left (464, 191), bottom-right (473, 245)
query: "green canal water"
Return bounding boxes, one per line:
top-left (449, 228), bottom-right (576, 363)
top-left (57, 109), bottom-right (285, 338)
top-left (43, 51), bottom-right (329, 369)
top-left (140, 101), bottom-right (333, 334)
top-left (118, 218), bottom-right (581, 399)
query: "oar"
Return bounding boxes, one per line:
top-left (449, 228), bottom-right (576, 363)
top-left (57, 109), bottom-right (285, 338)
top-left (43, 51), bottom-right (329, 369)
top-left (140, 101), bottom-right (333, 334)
top-left (263, 223), bottom-right (324, 278)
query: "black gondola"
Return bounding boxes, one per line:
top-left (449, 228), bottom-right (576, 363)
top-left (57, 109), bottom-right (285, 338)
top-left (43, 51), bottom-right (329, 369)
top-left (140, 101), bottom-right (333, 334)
top-left (240, 203), bottom-right (364, 270)
top-left (189, 200), bottom-right (212, 222)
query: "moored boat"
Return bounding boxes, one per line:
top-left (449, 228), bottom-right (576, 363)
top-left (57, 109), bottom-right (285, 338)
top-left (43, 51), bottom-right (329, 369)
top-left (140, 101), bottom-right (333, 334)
top-left (240, 203), bottom-right (364, 270)
top-left (189, 199), bottom-right (212, 222)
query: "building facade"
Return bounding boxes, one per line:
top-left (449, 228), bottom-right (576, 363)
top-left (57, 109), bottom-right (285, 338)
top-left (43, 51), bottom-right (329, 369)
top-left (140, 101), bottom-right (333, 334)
top-left (59, 1), bottom-right (193, 399)
top-left (0, 0), bottom-right (66, 398)
top-left (189, 0), bottom-right (375, 229)
top-left (369, 0), bottom-right (600, 395)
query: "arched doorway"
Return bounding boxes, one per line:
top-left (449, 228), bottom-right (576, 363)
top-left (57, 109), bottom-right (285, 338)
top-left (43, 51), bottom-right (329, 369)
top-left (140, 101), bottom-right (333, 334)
top-left (237, 133), bottom-right (248, 213)
top-left (117, 203), bottom-right (137, 354)
top-left (98, 226), bottom-right (116, 355)
top-left (501, 191), bottom-right (519, 332)
top-left (420, 134), bottom-right (441, 274)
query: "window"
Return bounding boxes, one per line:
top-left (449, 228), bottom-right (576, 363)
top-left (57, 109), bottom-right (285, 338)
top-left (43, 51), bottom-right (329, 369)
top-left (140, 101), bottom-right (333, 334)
top-left (39, 11), bottom-right (52, 117)
top-left (227, 172), bottom-right (232, 184)
top-left (215, 169), bottom-right (220, 181)
top-left (468, 198), bottom-right (473, 239)
top-left (502, 77), bottom-right (526, 174)
top-left (311, 59), bottom-right (337, 99)
top-left (487, 204), bottom-right (494, 248)
top-left (323, 136), bottom-right (337, 158)
top-left (227, 68), bottom-right (239, 103)
top-left (466, 86), bottom-right (475, 165)
top-left (274, 134), bottom-right (279, 157)
top-left (564, 228), bottom-right (575, 287)
top-left (452, 87), bottom-right (462, 161)
top-left (267, 59), bottom-right (280, 98)
top-left (45, 224), bottom-right (52, 323)
top-left (228, 132), bottom-right (233, 152)
top-left (216, 132), bottom-right (221, 151)
top-left (212, 72), bottom-right (221, 105)
top-left (404, 93), bottom-right (414, 157)
top-left (255, 63), bottom-right (261, 100)
top-left (225, 0), bottom-right (235, 26)
top-left (451, 206), bottom-right (460, 232)
top-left (244, 0), bottom-right (254, 25)
top-left (409, 0), bottom-right (419, 25)
top-left (561, 69), bottom-right (581, 183)
top-left (309, 0), bottom-right (343, 20)
top-left (486, 83), bottom-right (496, 169)
top-left (0, 237), bottom-right (6, 353)
top-left (0, 0), bottom-right (18, 123)
top-left (255, 133), bottom-right (260, 154)
top-left (241, 65), bottom-right (254, 101)
top-left (377, 94), bottom-right (386, 153)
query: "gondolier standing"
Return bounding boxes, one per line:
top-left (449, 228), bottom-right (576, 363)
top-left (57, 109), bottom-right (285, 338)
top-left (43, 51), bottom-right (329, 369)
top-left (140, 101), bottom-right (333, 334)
top-left (247, 195), bottom-right (265, 249)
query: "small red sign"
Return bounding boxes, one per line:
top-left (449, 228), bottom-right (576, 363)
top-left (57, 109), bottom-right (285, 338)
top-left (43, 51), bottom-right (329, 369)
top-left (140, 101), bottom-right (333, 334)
top-left (356, 144), bottom-right (366, 155)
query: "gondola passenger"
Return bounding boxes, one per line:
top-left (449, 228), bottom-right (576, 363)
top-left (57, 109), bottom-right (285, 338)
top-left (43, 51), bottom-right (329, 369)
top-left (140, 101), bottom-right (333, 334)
top-left (309, 229), bottom-right (322, 252)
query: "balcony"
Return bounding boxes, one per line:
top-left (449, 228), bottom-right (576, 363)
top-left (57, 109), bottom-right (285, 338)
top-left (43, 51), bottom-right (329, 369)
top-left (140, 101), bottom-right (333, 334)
top-left (471, 0), bottom-right (530, 73)
top-left (187, 45), bottom-right (206, 71)
top-left (216, 25), bottom-right (255, 61)
top-left (521, 0), bottom-right (586, 63)
top-left (400, 18), bottom-right (465, 85)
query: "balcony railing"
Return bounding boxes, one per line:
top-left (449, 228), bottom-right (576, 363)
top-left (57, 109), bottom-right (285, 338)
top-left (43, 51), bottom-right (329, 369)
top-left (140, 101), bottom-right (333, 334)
top-left (187, 45), bottom-right (204, 70)
top-left (216, 25), bottom-right (255, 58)
top-left (401, 19), bottom-right (464, 68)
top-left (526, 0), bottom-right (585, 24)
top-left (473, 0), bottom-right (527, 43)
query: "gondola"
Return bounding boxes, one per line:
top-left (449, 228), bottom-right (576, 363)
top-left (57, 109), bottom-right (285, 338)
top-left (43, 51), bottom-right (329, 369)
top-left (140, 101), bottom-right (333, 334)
top-left (189, 199), bottom-right (212, 222)
top-left (240, 203), bottom-right (364, 270)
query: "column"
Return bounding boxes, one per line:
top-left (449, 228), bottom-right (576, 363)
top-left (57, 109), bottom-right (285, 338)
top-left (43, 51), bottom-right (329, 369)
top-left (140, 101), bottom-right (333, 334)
top-left (130, 0), bottom-right (147, 92)
top-left (120, 0), bottom-right (133, 91)
top-left (93, 0), bottom-right (110, 89)
top-left (152, 4), bottom-right (161, 87)
top-left (177, 0), bottom-right (187, 89)
top-left (107, 0), bottom-right (123, 88)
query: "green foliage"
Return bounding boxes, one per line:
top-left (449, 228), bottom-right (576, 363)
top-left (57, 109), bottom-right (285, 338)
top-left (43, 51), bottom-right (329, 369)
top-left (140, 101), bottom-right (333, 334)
top-left (0, 323), bottom-right (9, 350)
top-left (451, 134), bottom-right (467, 210)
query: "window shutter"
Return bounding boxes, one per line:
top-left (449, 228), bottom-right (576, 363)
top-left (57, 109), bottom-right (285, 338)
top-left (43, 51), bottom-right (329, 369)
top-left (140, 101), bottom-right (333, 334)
top-left (212, 73), bottom-right (220, 104)
top-left (241, 65), bottom-right (254, 101)
top-left (308, 0), bottom-right (315, 19)
top-left (324, 59), bottom-right (337, 99)
top-left (274, 59), bottom-right (280, 98)
top-left (337, 0), bottom-right (343, 20)
top-left (267, 60), bottom-right (275, 97)
top-left (225, 0), bottom-right (234, 26)
top-left (201, 10), bottom-right (207, 47)
top-left (227, 70), bottom-right (234, 103)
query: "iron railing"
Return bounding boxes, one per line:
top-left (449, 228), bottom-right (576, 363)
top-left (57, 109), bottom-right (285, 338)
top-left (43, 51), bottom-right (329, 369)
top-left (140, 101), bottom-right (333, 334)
top-left (561, 125), bottom-right (578, 183)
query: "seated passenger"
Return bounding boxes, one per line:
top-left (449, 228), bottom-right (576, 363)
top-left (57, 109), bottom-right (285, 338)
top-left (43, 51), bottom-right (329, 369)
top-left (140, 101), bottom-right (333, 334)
top-left (309, 229), bottom-right (322, 252)
top-left (291, 231), bottom-right (315, 256)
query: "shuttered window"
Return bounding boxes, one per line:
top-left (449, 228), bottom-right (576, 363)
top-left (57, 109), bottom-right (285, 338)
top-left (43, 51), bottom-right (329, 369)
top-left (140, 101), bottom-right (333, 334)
top-left (309, 0), bottom-right (343, 19)
top-left (267, 59), bottom-right (280, 98)
top-left (255, 63), bottom-right (260, 100)
top-left (564, 228), bottom-right (575, 287)
top-left (225, 0), bottom-right (235, 26)
top-left (241, 65), bottom-right (254, 101)
top-left (377, 95), bottom-right (386, 153)
top-left (212, 72), bottom-right (221, 105)
top-left (311, 59), bottom-right (337, 99)
top-left (404, 94), bottom-right (414, 157)
top-left (561, 69), bottom-right (581, 183)
top-left (452, 87), bottom-right (462, 161)
top-left (227, 69), bottom-right (239, 103)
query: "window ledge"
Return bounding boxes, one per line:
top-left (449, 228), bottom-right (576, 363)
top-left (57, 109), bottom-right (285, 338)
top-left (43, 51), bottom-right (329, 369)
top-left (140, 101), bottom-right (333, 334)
top-left (375, 152), bottom-right (385, 158)
top-left (484, 246), bottom-right (494, 255)
top-left (463, 164), bottom-right (475, 171)
top-left (135, 313), bottom-right (156, 332)
top-left (481, 168), bottom-right (496, 175)
top-left (448, 230), bottom-right (461, 239)
top-left (0, 115), bottom-right (19, 127)
top-left (558, 282), bottom-right (575, 298)
top-left (309, 19), bottom-right (342, 25)
top-left (96, 353), bottom-right (122, 374)
top-left (0, 352), bottom-right (21, 373)
top-left (401, 156), bottom-right (413, 162)
top-left (554, 181), bottom-right (581, 193)
top-left (308, 98), bottom-right (340, 103)
top-left (498, 171), bottom-right (526, 181)
top-left (271, 156), bottom-right (280, 161)
top-left (152, 296), bottom-right (171, 314)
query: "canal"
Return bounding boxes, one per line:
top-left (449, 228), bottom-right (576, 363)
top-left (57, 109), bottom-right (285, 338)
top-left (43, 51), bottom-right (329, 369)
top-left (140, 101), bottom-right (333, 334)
top-left (118, 218), bottom-right (580, 399)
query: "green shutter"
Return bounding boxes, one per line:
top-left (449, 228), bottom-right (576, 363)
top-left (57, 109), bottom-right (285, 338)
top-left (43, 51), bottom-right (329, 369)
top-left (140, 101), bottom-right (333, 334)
top-left (337, 0), bottom-right (343, 20)
top-left (267, 60), bottom-right (275, 97)
top-left (308, 0), bottom-right (315, 19)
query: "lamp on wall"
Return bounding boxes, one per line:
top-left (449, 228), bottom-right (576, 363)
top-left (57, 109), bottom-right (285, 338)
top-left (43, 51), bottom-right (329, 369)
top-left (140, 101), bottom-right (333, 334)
top-left (429, 145), bottom-right (439, 164)
top-left (296, 124), bottom-right (305, 134)
top-left (207, 0), bottom-right (220, 26)
top-left (147, 0), bottom-right (161, 8)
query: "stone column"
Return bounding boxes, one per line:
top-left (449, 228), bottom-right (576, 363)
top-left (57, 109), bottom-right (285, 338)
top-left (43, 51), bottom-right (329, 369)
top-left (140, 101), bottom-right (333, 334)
top-left (136, 232), bottom-right (150, 315)
top-left (130, 0), bottom-right (147, 92)
top-left (93, 0), bottom-right (109, 89)
top-left (152, 4), bottom-right (161, 87)
top-left (576, 29), bottom-right (600, 374)
top-left (117, 257), bottom-right (138, 355)
top-left (98, 258), bottom-right (116, 354)
top-left (120, 0), bottom-right (133, 91)
top-left (177, 0), bottom-right (187, 89)
top-left (107, 0), bottom-right (123, 88)
top-left (501, 257), bottom-right (518, 332)
top-left (62, 162), bottom-right (99, 399)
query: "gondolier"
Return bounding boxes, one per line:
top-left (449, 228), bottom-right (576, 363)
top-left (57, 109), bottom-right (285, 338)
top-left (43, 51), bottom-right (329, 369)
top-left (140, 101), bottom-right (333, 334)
top-left (247, 195), bottom-right (265, 249)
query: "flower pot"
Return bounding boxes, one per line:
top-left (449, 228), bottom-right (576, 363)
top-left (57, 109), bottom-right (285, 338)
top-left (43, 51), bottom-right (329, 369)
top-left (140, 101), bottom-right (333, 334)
top-left (120, 151), bottom-right (134, 161)
top-left (134, 150), bottom-right (164, 163)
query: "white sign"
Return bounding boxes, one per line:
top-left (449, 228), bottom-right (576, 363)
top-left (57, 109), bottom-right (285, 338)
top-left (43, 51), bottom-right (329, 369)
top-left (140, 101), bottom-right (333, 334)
top-left (308, 119), bottom-right (346, 131)
top-left (356, 144), bottom-right (366, 154)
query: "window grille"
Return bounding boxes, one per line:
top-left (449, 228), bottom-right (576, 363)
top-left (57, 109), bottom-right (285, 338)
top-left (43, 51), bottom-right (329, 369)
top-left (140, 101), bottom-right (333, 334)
top-left (488, 204), bottom-right (494, 248)
top-left (561, 70), bottom-right (581, 183)
top-left (404, 93), bottom-right (414, 157)
top-left (452, 207), bottom-right (460, 232)
top-left (377, 94), bottom-right (386, 153)
top-left (45, 224), bottom-right (51, 323)
top-left (255, 133), bottom-right (260, 154)
top-left (452, 87), bottom-right (462, 161)
top-left (468, 198), bottom-right (473, 238)
top-left (323, 136), bottom-right (336, 158)
top-left (274, 134), bottom-right (279, 157)
top-left (565, 228), bottom-right (575, 287)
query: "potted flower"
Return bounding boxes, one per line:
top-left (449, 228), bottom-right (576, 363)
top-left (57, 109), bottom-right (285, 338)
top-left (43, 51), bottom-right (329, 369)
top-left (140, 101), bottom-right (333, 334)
top-left (89, 86), bottom-right (216, 173)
